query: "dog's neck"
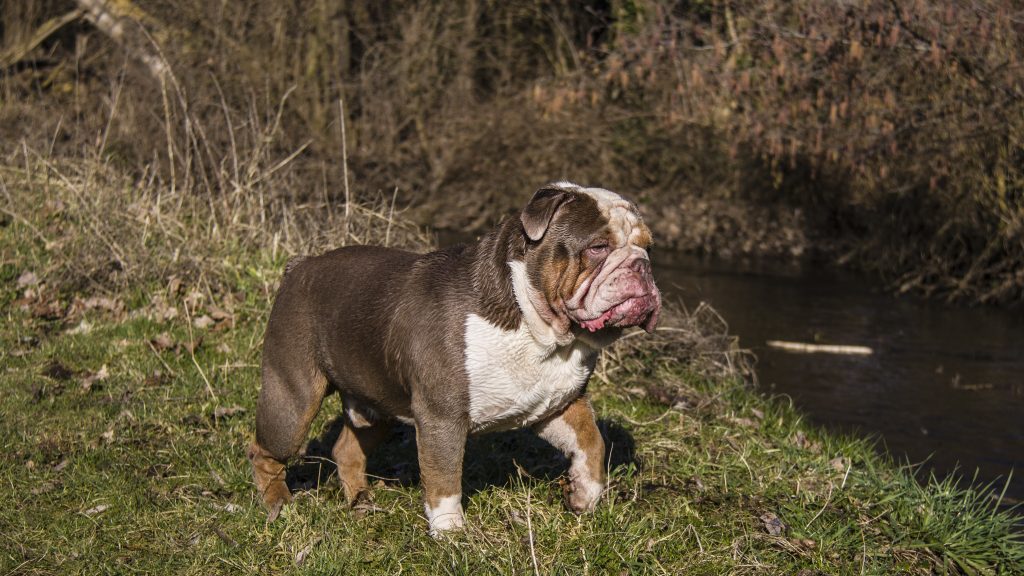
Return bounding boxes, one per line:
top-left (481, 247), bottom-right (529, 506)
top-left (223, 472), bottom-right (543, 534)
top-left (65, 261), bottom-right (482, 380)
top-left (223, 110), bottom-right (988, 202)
top-left (469, 217), bottom-right (524, 332)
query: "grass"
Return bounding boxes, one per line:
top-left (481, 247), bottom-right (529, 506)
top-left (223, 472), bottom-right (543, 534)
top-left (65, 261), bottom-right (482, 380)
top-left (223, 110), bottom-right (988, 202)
top-left (2, 159), bottom-right (1023, 575)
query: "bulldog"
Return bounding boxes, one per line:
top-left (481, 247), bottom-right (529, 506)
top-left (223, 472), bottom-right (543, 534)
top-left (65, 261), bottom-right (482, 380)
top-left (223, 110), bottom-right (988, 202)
top-left (248, 181), bottom-right (661, 534)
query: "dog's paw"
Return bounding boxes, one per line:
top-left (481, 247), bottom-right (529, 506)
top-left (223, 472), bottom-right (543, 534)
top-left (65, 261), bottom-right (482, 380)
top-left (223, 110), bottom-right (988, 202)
top-left (248, 441), bottom-right (292, 521)
top-left (562, 474), bottom-right (604, 513)
top-left (260, 481), bottom-right (292, 522)
top-left (425, 495), bottom-right (465, 536)
top-left (266, 498), bottom-right (285, 523)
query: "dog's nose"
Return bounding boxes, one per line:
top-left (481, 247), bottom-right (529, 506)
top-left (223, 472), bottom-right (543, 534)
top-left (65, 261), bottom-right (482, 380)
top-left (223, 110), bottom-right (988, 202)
top-left (630, 257), bottom-right (651, 275)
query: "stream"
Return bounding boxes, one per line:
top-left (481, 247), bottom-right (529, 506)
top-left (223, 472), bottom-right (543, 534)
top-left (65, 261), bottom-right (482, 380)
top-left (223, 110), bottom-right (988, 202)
top-left (656, 252), bottom-right (1024, 503)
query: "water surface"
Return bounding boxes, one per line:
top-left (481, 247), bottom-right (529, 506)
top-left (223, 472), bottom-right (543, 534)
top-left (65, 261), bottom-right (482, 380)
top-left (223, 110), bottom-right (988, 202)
top-left (656, 253), bottom-right (1024, 502)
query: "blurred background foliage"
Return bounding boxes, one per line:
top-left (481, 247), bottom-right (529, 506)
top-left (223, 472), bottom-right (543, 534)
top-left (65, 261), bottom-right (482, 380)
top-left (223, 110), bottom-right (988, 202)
top-left (2, 0), bottom-right (1022, 303)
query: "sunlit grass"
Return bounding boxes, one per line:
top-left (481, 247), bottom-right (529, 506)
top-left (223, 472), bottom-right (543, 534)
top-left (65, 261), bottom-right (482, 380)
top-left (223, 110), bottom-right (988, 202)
top-left (2, 155), bottom-right (1022, 574)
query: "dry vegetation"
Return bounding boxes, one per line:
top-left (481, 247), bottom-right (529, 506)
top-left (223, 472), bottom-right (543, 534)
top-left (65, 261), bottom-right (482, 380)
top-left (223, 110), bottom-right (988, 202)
top-left (2, 0), bottom-right (1023, 304)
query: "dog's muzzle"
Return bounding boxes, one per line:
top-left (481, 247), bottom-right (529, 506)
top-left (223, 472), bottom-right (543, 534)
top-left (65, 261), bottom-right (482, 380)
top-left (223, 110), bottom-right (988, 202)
top-left (571, 254), bottom-right (661, 333)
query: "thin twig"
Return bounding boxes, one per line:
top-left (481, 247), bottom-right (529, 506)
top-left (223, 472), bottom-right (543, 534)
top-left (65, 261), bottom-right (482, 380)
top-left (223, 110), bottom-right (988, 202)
top-left (339, 98), bottom-right (351, 242)
top-left (182, 300), bottom-right (217, 400)
top-left (525, 490), bottom-right (540, 576)
top-left (385, 186), bottom-right (398, 247)
top-left (805, 481), bottom-right (834, 530)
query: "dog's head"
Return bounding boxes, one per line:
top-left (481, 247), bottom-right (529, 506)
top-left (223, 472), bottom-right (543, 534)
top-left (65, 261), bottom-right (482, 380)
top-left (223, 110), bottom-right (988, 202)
top-left (513, 182), bottom-right (661, 346)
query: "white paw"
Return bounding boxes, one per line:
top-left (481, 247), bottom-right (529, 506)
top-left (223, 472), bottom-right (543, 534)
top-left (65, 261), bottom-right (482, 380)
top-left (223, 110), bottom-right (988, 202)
top-left (567, 473), bottom-right (604, 512)
top-left (425, 494), bottom-right (465, 536)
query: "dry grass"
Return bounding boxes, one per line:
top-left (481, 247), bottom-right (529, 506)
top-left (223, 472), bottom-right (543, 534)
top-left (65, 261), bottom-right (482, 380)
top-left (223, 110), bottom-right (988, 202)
top-left (0, 144), bottom-right (430, 301)
top-left (4, 1), bottom-right (1023, 303)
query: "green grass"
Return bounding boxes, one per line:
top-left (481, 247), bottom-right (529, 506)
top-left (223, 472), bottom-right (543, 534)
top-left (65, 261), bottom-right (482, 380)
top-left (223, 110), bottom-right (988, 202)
top-left (1, 250), bottom-right (1022, 574)
top-left (1, 160), bottom-right (1022, 575)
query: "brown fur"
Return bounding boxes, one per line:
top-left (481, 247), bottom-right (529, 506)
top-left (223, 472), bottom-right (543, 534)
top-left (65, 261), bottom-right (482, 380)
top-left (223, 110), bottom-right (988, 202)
top-left (250, 184), bottom-right (657, 531)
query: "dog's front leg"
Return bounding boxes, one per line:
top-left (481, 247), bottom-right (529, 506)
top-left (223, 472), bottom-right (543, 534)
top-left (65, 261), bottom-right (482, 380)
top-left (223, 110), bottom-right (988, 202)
top-left (534, 395), bottom-right (606, 512)
top-left (415, 419), bottom-right (468, 535)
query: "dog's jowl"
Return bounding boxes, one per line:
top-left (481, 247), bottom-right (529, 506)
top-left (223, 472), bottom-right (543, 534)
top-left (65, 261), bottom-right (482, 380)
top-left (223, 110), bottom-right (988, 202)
top-left (248, 181), bottom-right (661, 534)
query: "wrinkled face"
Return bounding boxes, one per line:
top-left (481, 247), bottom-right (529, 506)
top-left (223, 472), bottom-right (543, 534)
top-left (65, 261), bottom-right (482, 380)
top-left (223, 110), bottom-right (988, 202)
top-left (519, 182), bottom-right (662, 340)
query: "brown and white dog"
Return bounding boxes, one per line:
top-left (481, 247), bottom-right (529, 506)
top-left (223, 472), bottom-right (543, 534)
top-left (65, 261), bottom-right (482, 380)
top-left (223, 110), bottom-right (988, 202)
top-left (248, 181), bottom-right (661, 534)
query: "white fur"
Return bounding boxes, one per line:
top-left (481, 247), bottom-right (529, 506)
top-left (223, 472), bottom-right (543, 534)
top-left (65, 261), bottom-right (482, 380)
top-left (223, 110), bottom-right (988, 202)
top-left (508, 260), bottom-right (565, 348)
top-left (464, 312), bottom-right (595, 432)
top-left (549, 181), bottom-right (649, 248)
top-left (425, 494), bottom-right (464, 534)
top-left (464, 261), bottom-right (596, 432)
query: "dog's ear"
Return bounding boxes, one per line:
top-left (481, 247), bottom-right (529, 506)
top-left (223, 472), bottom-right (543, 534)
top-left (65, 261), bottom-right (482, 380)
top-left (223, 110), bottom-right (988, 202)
top-left (521, 188), bottom-right (575, 242)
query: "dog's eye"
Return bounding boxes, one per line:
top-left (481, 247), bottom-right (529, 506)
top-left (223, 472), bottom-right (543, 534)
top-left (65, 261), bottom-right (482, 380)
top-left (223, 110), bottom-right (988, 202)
top-left (585, 244), bottom-right (610, 258)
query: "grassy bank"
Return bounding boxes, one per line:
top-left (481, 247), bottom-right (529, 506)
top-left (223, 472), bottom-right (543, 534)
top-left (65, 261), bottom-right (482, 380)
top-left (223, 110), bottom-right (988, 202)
top-left (2, 160), bottom-right (1022, 575)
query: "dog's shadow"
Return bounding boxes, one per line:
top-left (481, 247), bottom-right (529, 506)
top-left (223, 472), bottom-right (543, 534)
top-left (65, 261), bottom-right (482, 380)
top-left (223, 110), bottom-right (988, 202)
top-left (287, 418), bottom-right (638, 498)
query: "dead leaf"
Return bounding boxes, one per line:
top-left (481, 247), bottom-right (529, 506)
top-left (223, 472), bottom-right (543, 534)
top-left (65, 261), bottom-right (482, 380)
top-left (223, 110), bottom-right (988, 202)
top-left (830, 456), bottom-right (847, 473)
top-left (267, 500), bottom-right (283, 523)
top-left (144, 370), bottom-right (172, 387)
top-left (351, 492), bottom-right (381, 518)
top-left (789, 538), bottom-right (817, 550)
top-left (208, 304), bottom-right (232, 321)
top-left (66, 320), bottom-right (93, 335)
top-left (686, 476), bottom-right (706, 493)
top-left (760, 511), bottom-right (786, 536)
top-left (151, 333), bottom-right (175, 351)
top-left (295, 536), bottom-right (323, 566)
top-left (16, 271), bottom-right (39, 288)
top-left (81, 365), bottom-right (110, 392)
top-left (42, 360), bottom-right (74, 381)
top-left (100, 429), bottom-right (115, 444)
top-left (31, 480), bottom-right (58, 496)
top-left (184, 290), bottom-right (205, 309)
top-left (84, 504), bottom-right (110, 517)
top-left (213, 502), bottom-right (242, 514)
top-left (791, 431), bottom-right (821, 453)
top-left (149, 295), bottom-right (179, 322)
top-left (32, 299), bottom-right (65, 320)
top-left (184, 335), bottom-right (204, 354)
top-left (212, 405), bottom-right (246, 421)
top-left (53, 459), bottom-right (69, 472)
top-left (192, 315), bottom-right (215, 329)
top-left (167, 275), bottom-right (182, 295)
top-left (83, 296), bottom-right (122, 313)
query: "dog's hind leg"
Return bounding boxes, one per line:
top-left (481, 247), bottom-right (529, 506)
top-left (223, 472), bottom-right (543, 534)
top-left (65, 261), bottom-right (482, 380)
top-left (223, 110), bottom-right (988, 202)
top-left (249, 363), bottom-right (329, 521)
top-left (332, 400), bottom-right (391, 506)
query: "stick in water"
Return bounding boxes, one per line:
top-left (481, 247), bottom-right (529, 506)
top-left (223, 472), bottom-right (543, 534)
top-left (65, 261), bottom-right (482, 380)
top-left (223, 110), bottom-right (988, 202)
top-left (766, 340), bottom-right (873, 355)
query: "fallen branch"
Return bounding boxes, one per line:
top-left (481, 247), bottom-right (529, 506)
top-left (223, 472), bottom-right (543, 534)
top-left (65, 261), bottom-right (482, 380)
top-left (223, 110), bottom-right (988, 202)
top-left (0, 9), bottom-right (85, 69)
top-left (76, 0), bottom-right (167, 81)
top-left (766, 340), bottom-right (873, 356)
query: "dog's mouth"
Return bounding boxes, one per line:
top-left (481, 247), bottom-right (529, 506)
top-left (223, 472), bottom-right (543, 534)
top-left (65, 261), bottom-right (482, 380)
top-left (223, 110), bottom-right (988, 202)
top-left (574, 294), bottom-right (660, 333)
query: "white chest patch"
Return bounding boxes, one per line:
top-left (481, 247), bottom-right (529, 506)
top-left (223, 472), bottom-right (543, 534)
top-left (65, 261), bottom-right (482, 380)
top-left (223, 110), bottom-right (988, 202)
top-left (463, 313), bottom-right (596, 432)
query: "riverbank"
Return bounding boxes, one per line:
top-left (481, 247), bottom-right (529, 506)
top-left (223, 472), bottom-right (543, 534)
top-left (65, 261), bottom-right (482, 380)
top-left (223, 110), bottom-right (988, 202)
top-left (2, 161), bottom-right (1021, 574)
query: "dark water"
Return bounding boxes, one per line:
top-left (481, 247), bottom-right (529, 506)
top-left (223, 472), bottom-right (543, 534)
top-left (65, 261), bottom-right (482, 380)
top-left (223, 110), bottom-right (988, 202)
top-left (655, 252), bottom-right (1024, 503)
